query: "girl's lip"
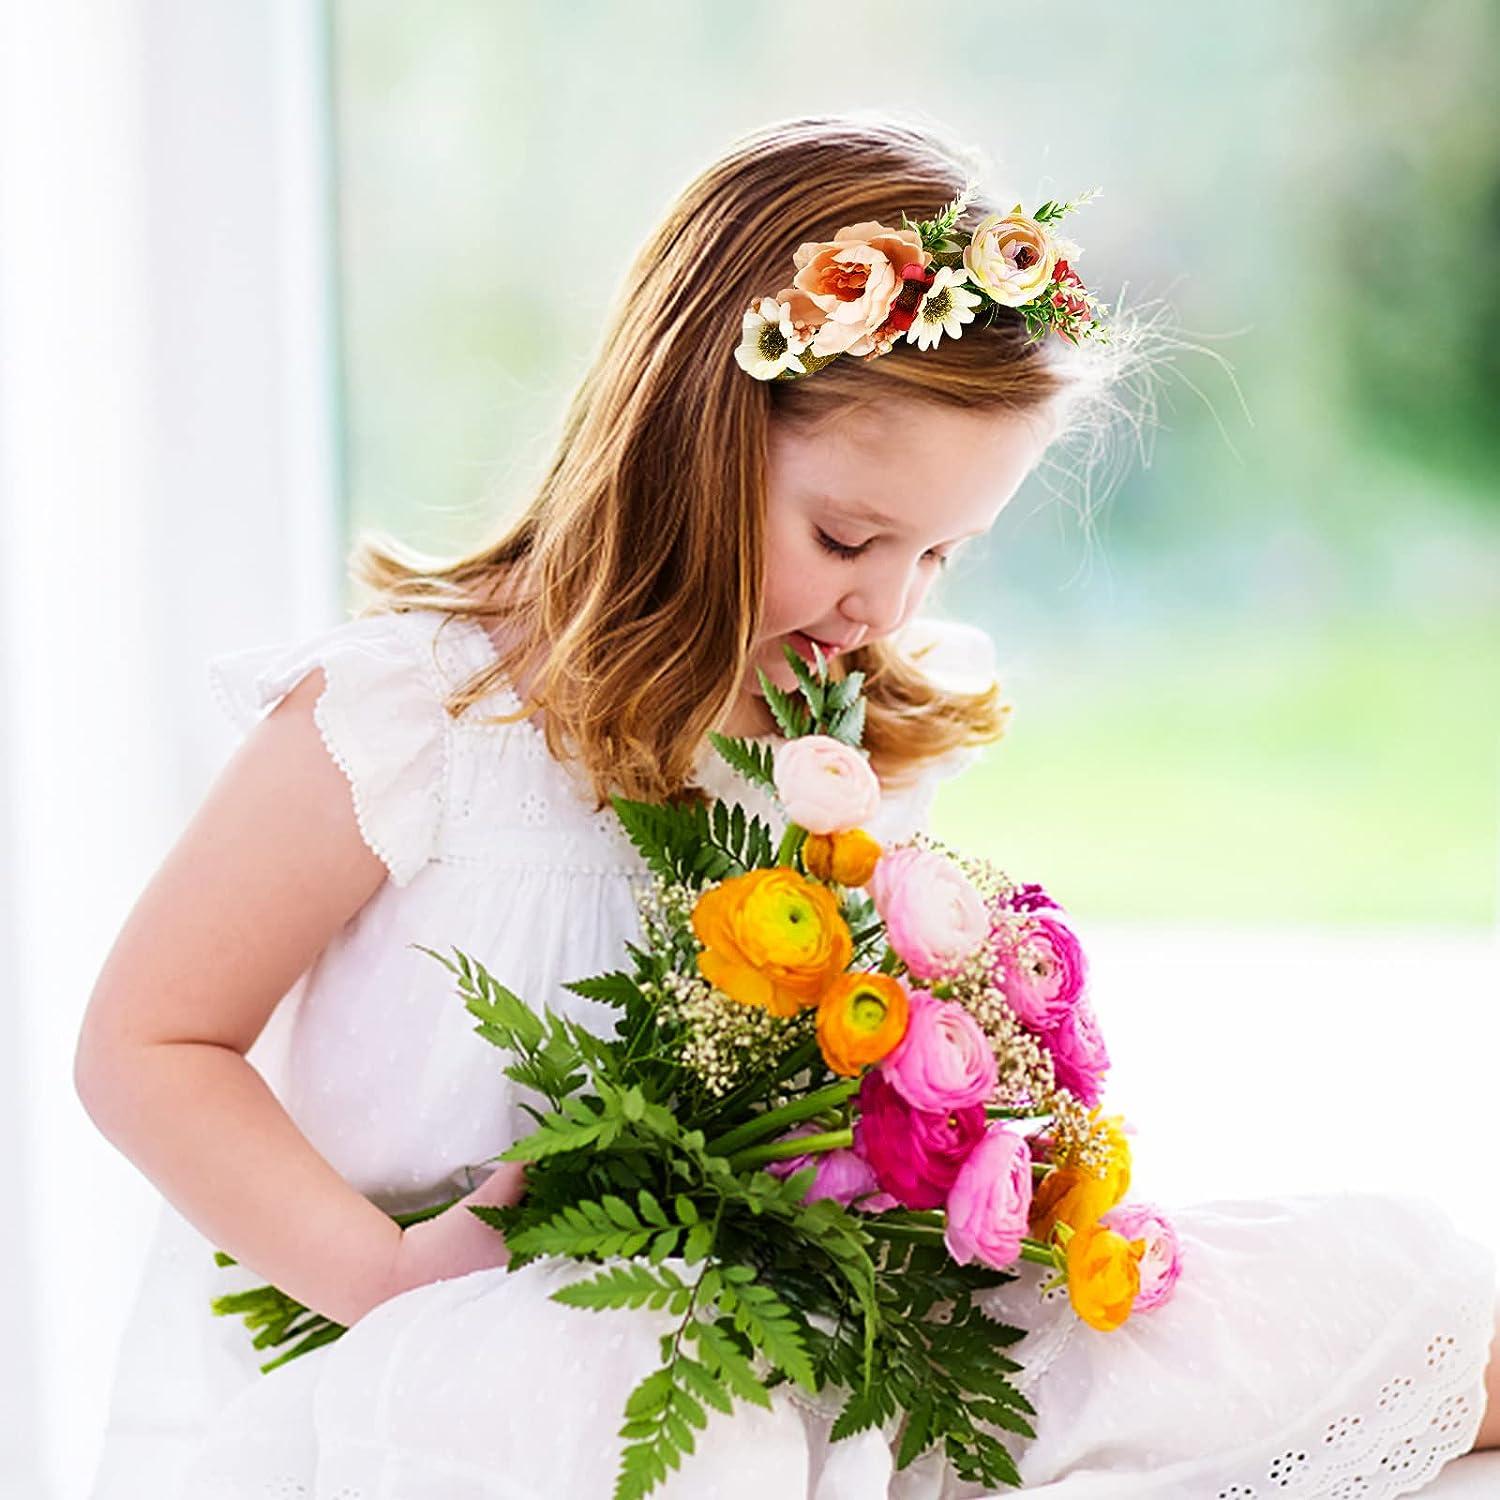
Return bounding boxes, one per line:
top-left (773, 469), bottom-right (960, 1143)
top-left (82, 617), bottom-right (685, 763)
top-left (791, 630), bottom-right (848, 659)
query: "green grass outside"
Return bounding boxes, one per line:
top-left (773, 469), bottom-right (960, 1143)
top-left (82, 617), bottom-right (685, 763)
top-left (930, 614), bottom-right (1500, 929)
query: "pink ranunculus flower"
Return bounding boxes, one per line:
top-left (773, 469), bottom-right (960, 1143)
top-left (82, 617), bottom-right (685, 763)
top-left (766, 1130), bottom-right (898, 1210)
top-left (880, 990), bottom-right (997, 1113)
top-left (854, 1069), bottom-right (985, 1211)
top-left (1099, 1201), bottom-right (1184, 1312)
top-left (944, 1122), bottom-right (1033, 1270)
top-left (1045, 996), bottom-right (1110, 1108)
top-left (993, 909), bottom-right (1088, 1032)
top-left (772, 734), bottom-right (882, 836)
top-left (868, 844), bottom-right (989, 980)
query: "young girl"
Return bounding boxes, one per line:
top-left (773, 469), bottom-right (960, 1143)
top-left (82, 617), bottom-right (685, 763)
top-left (77, 113), bottom-right (1499, 1499)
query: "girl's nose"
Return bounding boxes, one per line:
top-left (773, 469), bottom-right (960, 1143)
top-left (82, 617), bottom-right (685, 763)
top-left (838, 586), bottom-right (908, 640)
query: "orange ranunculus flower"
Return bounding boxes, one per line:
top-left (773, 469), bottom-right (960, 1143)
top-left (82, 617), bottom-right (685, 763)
top-left (803, 828), bottom-right (883, 887)
top-left (816, 972), bottom-right (910, 1076)
top-left (1065, 1221), bottom-right (1145, 1332)
top-left (692, 868), bottom-right (852, 1018)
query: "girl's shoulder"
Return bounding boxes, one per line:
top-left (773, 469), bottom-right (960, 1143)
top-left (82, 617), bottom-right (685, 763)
top-left (206, 607), bottom-right (523, 888)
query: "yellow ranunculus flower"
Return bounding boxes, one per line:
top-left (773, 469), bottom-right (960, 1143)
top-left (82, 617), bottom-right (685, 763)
top-left (816, 972), bottom-right (909, 1076)
top-left (803, 828), bottom-right (883, 887)
top-left (1065, 1221), bottom-right (1145, 1332)
top-left (1031, 1108), bottom-right (1133, 1242)
top-left (692, 868), bottom-right (852, 1018)
top-left (1095, 1111), bottom-right (1133, 1206)
top-left (1028, 1166), bottom-right (1115, 1243)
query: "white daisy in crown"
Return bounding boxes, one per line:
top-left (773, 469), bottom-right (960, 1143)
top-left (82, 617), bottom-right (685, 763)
top-left (905, 266), bottom-right (984, 351)
top-left (733, 296), bottom-right (810, 380)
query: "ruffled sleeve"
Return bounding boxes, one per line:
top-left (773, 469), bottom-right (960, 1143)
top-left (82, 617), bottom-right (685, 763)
top-left (206, 609), bottom-right (456, 887)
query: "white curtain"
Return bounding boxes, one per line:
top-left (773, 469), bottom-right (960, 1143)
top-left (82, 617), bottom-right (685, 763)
top-left (0, 2), bottom-right (339, 1494)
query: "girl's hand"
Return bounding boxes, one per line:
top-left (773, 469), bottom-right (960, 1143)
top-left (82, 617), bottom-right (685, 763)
top-left (375, 1160), bottom-right (529, 1315)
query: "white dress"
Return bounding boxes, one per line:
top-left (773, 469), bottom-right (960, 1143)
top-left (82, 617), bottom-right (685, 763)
top-left (87, 606), bottom-right (1495, 1500)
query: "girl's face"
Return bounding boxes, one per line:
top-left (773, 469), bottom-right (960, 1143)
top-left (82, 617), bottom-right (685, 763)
top-left (736, 396), bottom-right (1056, 732)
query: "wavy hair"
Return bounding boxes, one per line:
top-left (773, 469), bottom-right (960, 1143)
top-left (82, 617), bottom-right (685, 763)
top-left (349, 111), bottom-right (1152, 809)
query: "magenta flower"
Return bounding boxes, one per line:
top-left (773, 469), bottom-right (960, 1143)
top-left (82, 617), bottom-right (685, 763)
top-left (993, 910), bottom-right (1088, 1032)
top-left (854, 1069), bottom-right (985, 1210)
top-left (1100, 1201), bottom-right (1184, 1312)
top-left (881, 990), bottom-right (997, 1113)
top-left (1002, 882), bottom-right (1061, 914)
top-left (1045, 996), bottom-right (1111, 1107)
top-left (766, 1129), bottom-right (897, 1211)
top-left (944, 1122), bottom-right (1033, 1270)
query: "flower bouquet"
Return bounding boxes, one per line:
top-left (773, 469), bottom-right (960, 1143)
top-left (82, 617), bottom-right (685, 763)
top-left (213, 643), bottom-right (1183, 1498)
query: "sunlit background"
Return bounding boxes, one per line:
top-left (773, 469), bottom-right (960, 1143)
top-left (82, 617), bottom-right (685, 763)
top-left (2, 3), bottom-right (1496, 1496)
top-left (332, 0), bottom-right (1499, 929)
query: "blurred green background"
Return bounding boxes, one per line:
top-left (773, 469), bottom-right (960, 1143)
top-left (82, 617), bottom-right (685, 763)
top-left (327, 0), bottom-right (1499, 929)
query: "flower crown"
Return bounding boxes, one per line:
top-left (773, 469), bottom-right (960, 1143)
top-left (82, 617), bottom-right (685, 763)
top-left (734, 181), bottom-right (1108, 382)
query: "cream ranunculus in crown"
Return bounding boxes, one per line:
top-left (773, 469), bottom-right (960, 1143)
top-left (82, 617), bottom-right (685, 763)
top-left (789, 220), bottom-right (928, 358)
top-left (962, 208), bottom-right (1059, 308)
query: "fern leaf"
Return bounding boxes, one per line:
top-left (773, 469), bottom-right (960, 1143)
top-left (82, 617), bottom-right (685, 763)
top-left (715, 1282), bottom-right (816, 1393)
top-left (552, 1264), bottom-right (691, 1314)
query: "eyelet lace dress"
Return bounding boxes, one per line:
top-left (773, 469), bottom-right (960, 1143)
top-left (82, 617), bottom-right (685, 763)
top-left (85, 607), bottom-right (1495, 1500)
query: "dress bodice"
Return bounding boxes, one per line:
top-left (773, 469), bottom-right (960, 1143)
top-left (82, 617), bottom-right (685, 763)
top-left (205, 607), bottom-right (981, 1212)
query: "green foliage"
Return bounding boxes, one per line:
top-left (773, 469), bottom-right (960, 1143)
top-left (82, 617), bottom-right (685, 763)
top-left (758, 642), bottom-right (868, 748)
top-left (901, 179), bottom-right (980, 255)
top-left (706, 732), bottom-right (776, 793)
top-left (208, 1283), bottom-right (345, 1374)
top-left (1030, 186), bottom-right (1101, 225)
top-left (412, 944), bottom-right (587, 1108)
top-left (609, 793), bottom-right (776, 885)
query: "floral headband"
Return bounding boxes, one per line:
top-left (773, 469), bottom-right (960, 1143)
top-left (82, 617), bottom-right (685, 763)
top-left (733, 181), bottom-right (1108, 382)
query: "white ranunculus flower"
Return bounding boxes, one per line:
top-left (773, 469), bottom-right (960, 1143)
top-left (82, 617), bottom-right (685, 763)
top-left (733, 296), bottom-right (810, 380)
top-left (905, 267), bottom-right (984, 352)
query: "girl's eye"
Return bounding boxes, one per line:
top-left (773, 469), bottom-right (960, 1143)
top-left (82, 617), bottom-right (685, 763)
top-left (815, 528), bottom-right (867, 560)
top-left (815, 528), bottom-right (951, 569)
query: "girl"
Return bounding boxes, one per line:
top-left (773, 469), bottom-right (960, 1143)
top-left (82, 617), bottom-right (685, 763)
top-left (77, 113), bottom-right (1498, 1499)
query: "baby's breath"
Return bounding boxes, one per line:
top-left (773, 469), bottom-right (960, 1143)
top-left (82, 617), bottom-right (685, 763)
top-left (649, 971), bottom-right (813, 1097)
top-left (934, 959), bottom-right (1057, 1111)
top-left (1045, 1093), bottom-right (1116, 1180)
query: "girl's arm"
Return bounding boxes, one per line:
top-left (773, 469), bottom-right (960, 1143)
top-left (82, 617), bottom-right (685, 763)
top-left (74, 668), bottom-right (521, 1327)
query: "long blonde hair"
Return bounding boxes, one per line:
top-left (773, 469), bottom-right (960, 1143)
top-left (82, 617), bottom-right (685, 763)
top-left (350, 112), bottom-right (1130, 809)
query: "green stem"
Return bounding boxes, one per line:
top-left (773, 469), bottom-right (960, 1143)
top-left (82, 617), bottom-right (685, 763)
top-left (705, 1077), bottom-right (860, 1158)
top-left (866, 1220), bottom-right (1063, 1270)
top-left (729, 1127), bottom-right (852, 1171)
top-left (775, 822), bottom-right (806, 867)
top-left (697, 1036), bottom-right (821, 1141)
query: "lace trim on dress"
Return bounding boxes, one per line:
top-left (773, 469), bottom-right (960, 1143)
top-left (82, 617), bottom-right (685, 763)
top-left (1189, 1284), bottom-right (1495, 1500)
top-left (206, 612), bottom-right (456, 887)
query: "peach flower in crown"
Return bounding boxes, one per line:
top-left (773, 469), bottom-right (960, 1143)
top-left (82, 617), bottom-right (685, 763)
top-left (787, 220), bottom-right (928, 358)
top-left (733, 181), bottom-right (1109, 382)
